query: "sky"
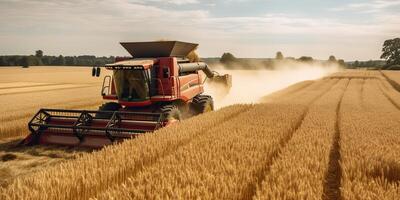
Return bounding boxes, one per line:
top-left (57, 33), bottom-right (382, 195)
top-left (0, 0), bottom-right (399, 60)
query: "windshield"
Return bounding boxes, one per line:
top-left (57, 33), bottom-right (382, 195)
top-left (113, 70), bottom-right (150, 101)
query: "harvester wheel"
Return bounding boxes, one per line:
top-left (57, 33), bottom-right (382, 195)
top-left (160, 105), bottom-right (182, 121)
top-left (192, 95), bottom-right (214, 114)
top-left (95, 102), bottom-right (121, 119)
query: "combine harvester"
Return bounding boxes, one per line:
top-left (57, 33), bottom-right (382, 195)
top-left (21, 41), bottom-right (232, 148)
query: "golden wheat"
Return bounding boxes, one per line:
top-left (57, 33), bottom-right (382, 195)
top-left (339, 78), bottom-right (400, 199)
top-left (254, 79), bottom-right (348, 200)
top-left (88, 80), bottom-right (338, 200)
top-left (1, 69), bottom-right (400, 200)
top-left (0, 105), bottom-right (251, 200)
top-left (381, 70), bottom-right (400, 82)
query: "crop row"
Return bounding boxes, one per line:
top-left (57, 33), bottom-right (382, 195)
top-left (339, 78), bottom-right (400, 199)
top-left (254, 78), bottom-right (348, 200)
top-left (381, 70), bottom-right (400, 91)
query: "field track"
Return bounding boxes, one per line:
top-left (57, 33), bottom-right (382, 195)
top-left (1, 69), bottom-right (400, 199)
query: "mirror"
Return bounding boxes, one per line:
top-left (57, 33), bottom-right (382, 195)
top-left (91, 67), bottom-right (96, 77)
top-left (96, 67), bottom-right (101, 77)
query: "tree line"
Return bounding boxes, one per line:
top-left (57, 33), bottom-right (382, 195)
top-left (218, 37), bottom-right (400, 70)
top-left (0, 50), bottom-right (114, 67)
top-left (1, 38), bottom-right (399, 69)
top-left (218, 51), bottom-right (347, 70)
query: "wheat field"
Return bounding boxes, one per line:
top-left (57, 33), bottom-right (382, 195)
top-left (0, 67), bottom-right (400, 199)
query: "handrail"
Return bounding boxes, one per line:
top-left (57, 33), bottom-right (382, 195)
top-left (174, 76), bottom-right (180, 98)
top-left (101, 75), bottom-right (112, 96)
top-left (156, 78), bottom-right (166, 97)
top-left (153, 76), bottom-right (179, 99)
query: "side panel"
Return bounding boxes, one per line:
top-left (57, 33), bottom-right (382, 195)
top-left (178, 72), bottom-right (204, 101)
top-left (180, 85), bottom-right (204, 101)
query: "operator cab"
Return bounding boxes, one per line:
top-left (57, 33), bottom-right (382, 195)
top-left (103, 58), bottom-right (157, 103)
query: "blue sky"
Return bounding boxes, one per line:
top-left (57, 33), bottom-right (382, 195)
top-left (0, 0), bottom-right (399, 60)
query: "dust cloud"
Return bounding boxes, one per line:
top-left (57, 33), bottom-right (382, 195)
top-left (204, 62), bottom-right (340, 109)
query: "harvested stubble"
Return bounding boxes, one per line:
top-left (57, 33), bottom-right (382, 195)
top-left (0, 86), bottom-right (100, 114)
top-left (0, 105), bottom-right (251, 200)
top-left (254, 78), bottom-right (348, 200)
top-left (0, 86), bottom-right (102, 139)
top-left (0, 100), bottom-right (102, 139)
top-left (0, 84), bottom-right (88, 95)
top-left (0, 66), bottom-right (108, 84)
top-left (0, 82), bottom-right (49, 89)
top-left (0, 142), bottom-right (90, 188)
top-left (339, 78), bottom-right (400, 199)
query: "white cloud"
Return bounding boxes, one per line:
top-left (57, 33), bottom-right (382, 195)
top-left (0, 0), bottom-right (398, 60)
top-left (129, 0), bottom-right (199, 5)
top-left (331, 0), bottom-right (400, 13)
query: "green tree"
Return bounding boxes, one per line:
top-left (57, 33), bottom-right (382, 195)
top-left (365, 60), bottom-right (373, 67)
top-left (0, 57), bottom-right (6, 66)
top-left (381, 38), bottom-right (400, 66)
top-left (338, 59), bottom-right (345, 66)
top-left (35, 50), bottom-right (44, 65)
top-left (275, 51), bottom-right (284, 60)
top-left (56, 55), bottom-right (66, 66)
top-left (35, 50), bottom-right (43, 58)
top-left (21, 56), bottom-right (29, 68)
top-left (41, 56), bottom-right (53, 65)
top-left (353, 60), bottom-right (359, 67)
top-left (328, 55), bottom-right (337, 62)
top-left (65, 56), bottom-right (78, 66)
top-left (220, 52), bottom-right (237, 64)
top-left (298, 56), bottom-right (313, 62)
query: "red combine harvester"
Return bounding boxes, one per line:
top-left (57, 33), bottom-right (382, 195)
top-left (21, 41), bottom-right (232, 148)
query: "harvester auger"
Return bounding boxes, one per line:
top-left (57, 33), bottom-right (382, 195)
top-left (21, 41), bottom-right (232, 148)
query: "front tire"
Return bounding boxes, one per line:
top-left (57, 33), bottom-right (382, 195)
top-left (160, 105), bottom-right (182, 121)
top-left (191, 95), bottom-right (214, 115)
top-left (95, 102), bottom-right (121, 119)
